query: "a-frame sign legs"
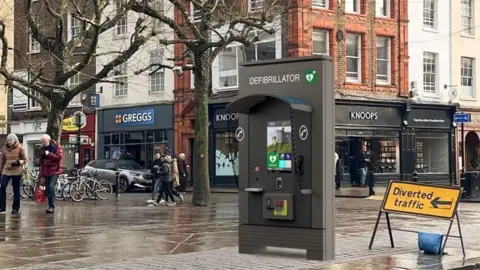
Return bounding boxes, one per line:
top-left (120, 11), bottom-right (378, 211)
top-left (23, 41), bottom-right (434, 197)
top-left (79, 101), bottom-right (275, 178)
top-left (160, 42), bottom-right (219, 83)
top-left (441, 212), bottom-right (466, 257)
top-left (369, 211), bottom-right (394, 250)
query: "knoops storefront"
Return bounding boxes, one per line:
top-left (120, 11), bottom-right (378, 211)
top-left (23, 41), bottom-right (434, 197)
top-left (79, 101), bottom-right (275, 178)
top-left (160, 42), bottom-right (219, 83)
top-left (335, 100), bottom-right (456, 186)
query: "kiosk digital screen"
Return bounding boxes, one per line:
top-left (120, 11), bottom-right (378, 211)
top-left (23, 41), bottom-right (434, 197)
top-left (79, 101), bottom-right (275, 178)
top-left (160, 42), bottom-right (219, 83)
top-left (267, 121), bottom-right (292, 171)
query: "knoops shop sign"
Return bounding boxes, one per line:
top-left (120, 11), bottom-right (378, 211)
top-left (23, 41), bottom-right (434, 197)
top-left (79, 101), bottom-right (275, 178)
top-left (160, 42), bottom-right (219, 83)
top-left (350, 111), bottom-right (379, 120)
top-left (216, 113), bottom-right (239, 122)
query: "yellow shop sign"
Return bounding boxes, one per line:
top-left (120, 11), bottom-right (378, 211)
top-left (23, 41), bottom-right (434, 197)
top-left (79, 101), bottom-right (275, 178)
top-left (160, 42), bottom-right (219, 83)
top-left (63, 116), bottom-right (86, 131)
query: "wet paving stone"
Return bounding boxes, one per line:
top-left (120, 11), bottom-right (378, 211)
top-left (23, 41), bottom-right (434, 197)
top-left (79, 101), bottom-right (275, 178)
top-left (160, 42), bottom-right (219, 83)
top-left (1, 193), bottom-right (480, 269)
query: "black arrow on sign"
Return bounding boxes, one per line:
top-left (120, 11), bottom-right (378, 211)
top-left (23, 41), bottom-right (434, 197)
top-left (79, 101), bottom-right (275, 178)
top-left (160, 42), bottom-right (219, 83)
top-left (430, 197), bottom-right (453, 208)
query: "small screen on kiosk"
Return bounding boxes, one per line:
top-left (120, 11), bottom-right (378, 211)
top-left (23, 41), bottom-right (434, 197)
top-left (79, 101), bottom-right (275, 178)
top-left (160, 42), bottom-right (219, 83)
top-left (266, 121), bottom-right (292, 171)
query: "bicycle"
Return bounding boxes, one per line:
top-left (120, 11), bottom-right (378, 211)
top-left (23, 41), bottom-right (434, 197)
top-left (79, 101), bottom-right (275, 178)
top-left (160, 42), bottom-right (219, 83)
top-left (69, 172), bottom-right (113, 202)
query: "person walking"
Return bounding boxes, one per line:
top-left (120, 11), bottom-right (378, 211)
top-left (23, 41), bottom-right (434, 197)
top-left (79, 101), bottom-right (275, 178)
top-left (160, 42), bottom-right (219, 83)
top-left (169, 156), bottom-right (184, 202)
top-left (0, 134), bottom-right (27, 214)
top-left (177, 153), bottom-right (188, 194)
top-left (147, 153), bottom-right (163, 205)
top-left (155, 155), bottom-right (175, 206)
top-left (39, 134), bottom-right (63, 214)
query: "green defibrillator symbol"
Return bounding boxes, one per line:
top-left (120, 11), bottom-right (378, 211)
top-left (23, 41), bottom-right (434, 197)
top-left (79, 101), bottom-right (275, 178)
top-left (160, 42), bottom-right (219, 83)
top-left (273, 200), bottom-right (288, 216)
top-left (305, 69), bottom-right (317, 83)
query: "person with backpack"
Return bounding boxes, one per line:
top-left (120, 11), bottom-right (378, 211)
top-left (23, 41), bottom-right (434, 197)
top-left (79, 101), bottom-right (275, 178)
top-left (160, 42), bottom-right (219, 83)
top-left (0, 134), bottom-right (27, 214)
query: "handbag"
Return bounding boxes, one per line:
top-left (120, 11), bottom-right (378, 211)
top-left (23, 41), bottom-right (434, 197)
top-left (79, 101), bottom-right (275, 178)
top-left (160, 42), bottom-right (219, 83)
top-left (35, 186), bottom-right (47, 204)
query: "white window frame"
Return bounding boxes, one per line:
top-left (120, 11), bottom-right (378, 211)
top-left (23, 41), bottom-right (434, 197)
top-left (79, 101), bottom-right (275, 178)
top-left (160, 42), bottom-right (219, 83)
top-left (68, 74), bottom-right (82, 107)
top-left (376, 37), bottom-right (391, 84)
top-left (312, 0), bottom-right (328, 9)
top-left (190, 2), bottom-right (202, 22)
top-left (423, 52), bottom-right (438, 94)
top-left (113, 63), bottom-right (128, 97)
top-left (461, 57), bottom-right (475, 98)
top-left (249, 0), bottom-right (264, 12)
top-left (28, 16), bottom-right (40, 53)
top-left (346, 33), bottom-right (361, 82)
top-left (150, 0), bottom-right (164, 29)
top-left (29, 91), bottom-right (42, 110)
top-left (312, 29), bottom-right (329, 55)
top-left (115, 0), bottom-right (128, 37)
top-left (423, 0), bottom-right (436, 30)
top-left (345, 0), bottom-right (360, 13)
top-left (149, 49), bottom-right (165, 94)
top-left (12, 70), bottom-right (29, 111)
top-left (376, 0), bottom-right (390, 17)
top-left (461, 0), bottom-right (474, 36)
top-left (68, 14), bottom-right (83, 41)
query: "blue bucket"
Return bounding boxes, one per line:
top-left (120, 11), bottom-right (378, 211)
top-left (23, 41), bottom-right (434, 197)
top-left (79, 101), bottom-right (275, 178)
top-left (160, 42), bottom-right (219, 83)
top-left (418, 232), bottom-right (443, 255)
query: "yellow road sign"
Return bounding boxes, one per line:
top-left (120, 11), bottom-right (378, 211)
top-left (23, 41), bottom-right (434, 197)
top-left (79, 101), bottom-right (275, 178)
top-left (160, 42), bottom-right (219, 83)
top-left (381, 181), bottom-right (462, 219)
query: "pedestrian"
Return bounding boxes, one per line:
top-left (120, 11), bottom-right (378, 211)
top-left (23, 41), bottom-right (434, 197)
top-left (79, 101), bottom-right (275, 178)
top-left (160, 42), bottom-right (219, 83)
top-left (0, 134), bottom-right (27, 214)
top-left (155, 155), bottom-right (175, 206)
top-left (177, 153), bottom-right (188, 194)
top-left (38, 134), bottom-right (63, 214)
top-left (358, 145), bottom-right (369, 188)
top-left (148, 153), bottom-right (163, 205)
top-left (169, 156), bottom-right (184, 202)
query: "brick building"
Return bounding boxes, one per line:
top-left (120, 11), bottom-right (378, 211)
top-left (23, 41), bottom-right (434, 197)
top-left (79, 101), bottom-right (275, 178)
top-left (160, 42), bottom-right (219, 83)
top-left (173, 1), bottom-right (455, 187)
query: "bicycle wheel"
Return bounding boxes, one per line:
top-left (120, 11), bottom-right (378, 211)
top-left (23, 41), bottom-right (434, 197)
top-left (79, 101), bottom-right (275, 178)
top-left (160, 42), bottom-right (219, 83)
top-left (62, 183), bottom-right (71, 200)
top-left (86, 181), bottom-right (97, 200)
top-left (55, 183), bottom-right (64, 201)
top-left (69, 181), bottom-right (86, 202)
top-left (19, 182), bottom-right (28, 199)
top-left (95, 180), bottom-right (113, 200)
top-left (24, 180), bottom-right (37, 199)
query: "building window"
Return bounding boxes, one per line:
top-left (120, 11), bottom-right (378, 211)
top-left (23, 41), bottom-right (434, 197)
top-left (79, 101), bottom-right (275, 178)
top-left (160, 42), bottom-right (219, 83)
top-left (115, 0), bottom-right (128, 36)
top-left (190, 2), bottom-right (202, 21)
top-left (346, 33), bottom-right (361, 82)
top-left (114, 63), bottom-right (128, 97)
top-left (217, 33), bottom-right (275, 89)
top-left (335, 133), bottom-right (400, 175)
top-left (150, 0), bottom-right (164, 29)
top-left (249, 0), bottom-right (264, 12)
top-left (376, 0), bottom-right (389, 17)
top-left (423, 0), bottom-right (436, 29)
top-left (345, 0), bottom-right (360, 13)
top-left (313, 29), bottom-right (329, 55)
top-left (461, 0), bottom-right (474, 35)
top-left (461, 57), bottom-right (475, 97)
top-left (29, 91), bottom-right (42, 110)
top-left (69, 14), bottom-right (83, 40)
top-left (423, 52), bottom-right (437, 94)
top-left (215, 132), bottom-right (239, 177)
top-left (415, 132), bottom-right (449, 174)
top-left (68, 74), bottom-right (82, 106)
top-left (312, 0), bottom-right (327, 9)
top-left (149, 50), bottom-right (165, 93)
top-left (28, 16), bottom-right (40, 53)
top-left (376, 37), bottom-right (391, 84)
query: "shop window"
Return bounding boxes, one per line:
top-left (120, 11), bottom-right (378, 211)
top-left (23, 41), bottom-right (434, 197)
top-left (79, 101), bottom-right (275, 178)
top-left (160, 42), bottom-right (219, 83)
top-left (155, 130), bottom-right (165, 142)
top-left (415, 132), bottom-right (449, 173)
top-left (146, 130), bottom-right (154, 143)
top-left (104, 134), bottom-right (111, 145)
top-left (125, 132), bottom-right (143, 144)
top-left (335, 133), bottom-right (400, 178)
top-left (112, 133), bottom-right (121, 144)
top-left (215, 132), bottom-right (239, 176)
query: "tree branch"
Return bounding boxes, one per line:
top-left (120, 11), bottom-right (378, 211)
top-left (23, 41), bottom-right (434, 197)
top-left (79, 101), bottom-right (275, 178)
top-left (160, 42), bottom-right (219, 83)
top-left (25, 0), bottom-right (55, 51)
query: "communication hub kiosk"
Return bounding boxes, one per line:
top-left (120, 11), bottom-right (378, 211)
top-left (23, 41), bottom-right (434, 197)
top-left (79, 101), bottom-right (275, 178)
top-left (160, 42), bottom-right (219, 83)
top-left (227, 56), bottom-right (335, 260)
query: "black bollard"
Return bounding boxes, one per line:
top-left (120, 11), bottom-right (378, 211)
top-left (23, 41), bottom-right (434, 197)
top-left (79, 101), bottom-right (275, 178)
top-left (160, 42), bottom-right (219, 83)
top-left (115, 171), bottom-right (120, 199)
top-left (412, 170), bottom-right (418, 182)
top-left (368, 171), bottom-right (375, 196)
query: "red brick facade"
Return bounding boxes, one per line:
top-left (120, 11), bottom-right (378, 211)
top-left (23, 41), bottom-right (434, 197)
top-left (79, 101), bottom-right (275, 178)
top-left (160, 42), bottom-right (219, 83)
top-left (173, 0), bottom-right (409, 163)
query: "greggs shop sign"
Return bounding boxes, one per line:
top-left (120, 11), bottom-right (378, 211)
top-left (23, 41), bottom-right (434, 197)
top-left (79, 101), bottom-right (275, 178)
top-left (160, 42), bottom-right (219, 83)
top-left (114, 109), bottom-right (155, 126)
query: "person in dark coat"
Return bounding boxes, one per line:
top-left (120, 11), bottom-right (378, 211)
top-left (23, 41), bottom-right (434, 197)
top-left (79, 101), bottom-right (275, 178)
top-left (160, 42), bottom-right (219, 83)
top-left (153, 155), bottom-right (175, 206)
top-left (177, 153), bottom-right (188, 194)
top-left (147, 153), bottom-right (163, 205)
top-left (39, 134), bottom-right (63, 214)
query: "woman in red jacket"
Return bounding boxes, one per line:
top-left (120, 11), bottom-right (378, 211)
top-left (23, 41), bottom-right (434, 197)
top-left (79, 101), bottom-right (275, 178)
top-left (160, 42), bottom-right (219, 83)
top-left (39, 134), bottom-right (63, 214)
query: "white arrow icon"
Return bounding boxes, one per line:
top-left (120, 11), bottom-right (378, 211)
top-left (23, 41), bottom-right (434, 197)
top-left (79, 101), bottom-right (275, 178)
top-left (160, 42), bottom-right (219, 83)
top-left (299, 125), bottom-right (308, 140)
top-left (235, 127), bottom-right (245, 141)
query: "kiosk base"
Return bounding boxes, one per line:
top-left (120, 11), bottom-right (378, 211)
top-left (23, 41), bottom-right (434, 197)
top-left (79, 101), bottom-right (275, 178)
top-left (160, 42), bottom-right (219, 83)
top-left (239, 224), bottom-right (328, 260)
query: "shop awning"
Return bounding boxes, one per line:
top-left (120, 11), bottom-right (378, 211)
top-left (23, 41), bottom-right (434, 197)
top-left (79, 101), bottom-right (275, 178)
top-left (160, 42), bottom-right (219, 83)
top-left (227, 94), bottom-right (312, 114)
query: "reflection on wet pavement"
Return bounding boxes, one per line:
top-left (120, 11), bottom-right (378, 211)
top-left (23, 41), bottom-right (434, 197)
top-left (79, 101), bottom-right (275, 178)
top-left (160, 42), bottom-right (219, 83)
top-left (0, 193), bottom-right (480, 269)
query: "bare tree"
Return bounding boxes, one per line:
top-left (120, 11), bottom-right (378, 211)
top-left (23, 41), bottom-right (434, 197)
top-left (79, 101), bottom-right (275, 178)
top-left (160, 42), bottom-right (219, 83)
top-left (0, 0), bottom-right (158, 140)
top-left (131, 0), bottom-right (290, 206)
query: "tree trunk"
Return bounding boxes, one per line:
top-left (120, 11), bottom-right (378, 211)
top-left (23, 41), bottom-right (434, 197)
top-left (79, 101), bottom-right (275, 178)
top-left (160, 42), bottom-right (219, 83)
top-left (45, 104), bottom-right (65, 142)
top-left (191, 52), bottom-right (212, 206)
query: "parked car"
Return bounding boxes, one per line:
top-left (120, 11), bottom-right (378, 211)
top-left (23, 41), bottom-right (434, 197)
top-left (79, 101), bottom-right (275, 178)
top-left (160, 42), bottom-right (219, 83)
top-left (83, 159), bottom-right (153, 192)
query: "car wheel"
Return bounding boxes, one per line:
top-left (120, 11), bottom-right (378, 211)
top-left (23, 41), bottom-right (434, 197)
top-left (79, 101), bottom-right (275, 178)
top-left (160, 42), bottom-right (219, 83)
top-left (118, 177), bottom-right (129, 193)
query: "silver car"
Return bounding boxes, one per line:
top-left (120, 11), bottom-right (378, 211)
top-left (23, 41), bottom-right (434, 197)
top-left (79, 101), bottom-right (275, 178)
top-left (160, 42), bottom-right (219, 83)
top-left (83, 159), bottom-right (153, 192)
